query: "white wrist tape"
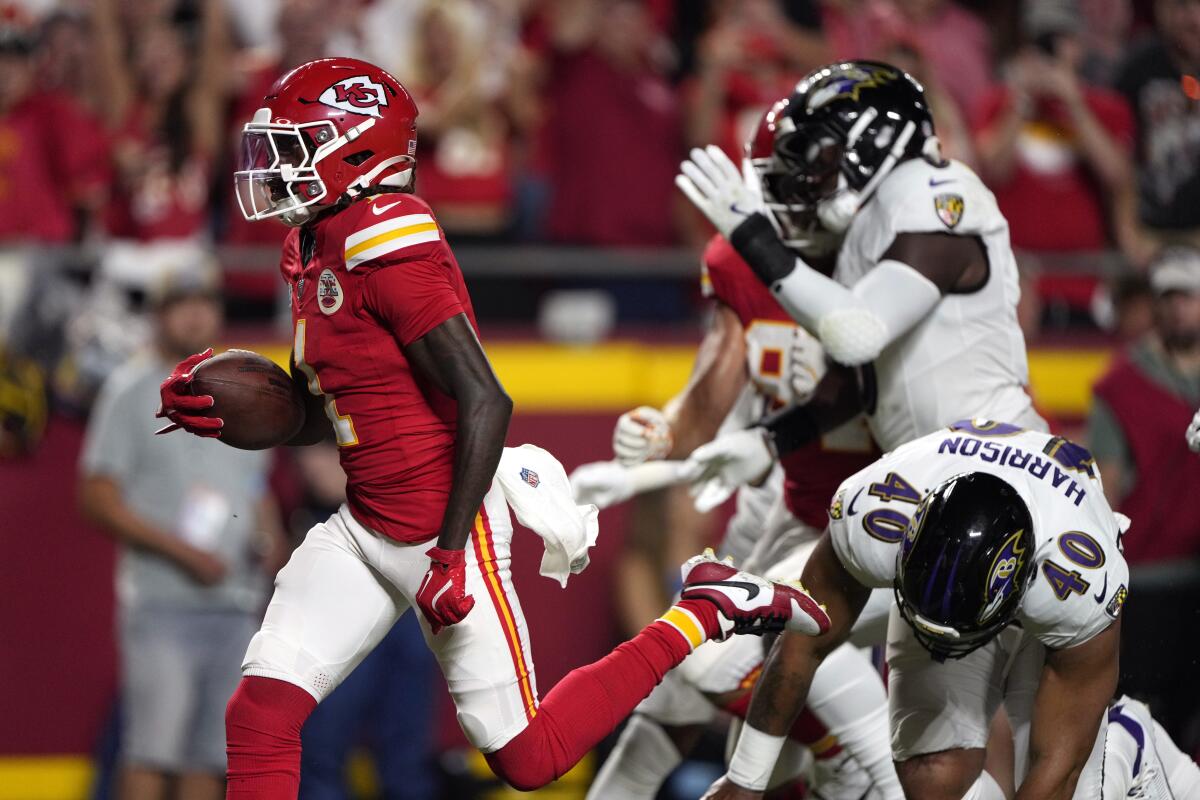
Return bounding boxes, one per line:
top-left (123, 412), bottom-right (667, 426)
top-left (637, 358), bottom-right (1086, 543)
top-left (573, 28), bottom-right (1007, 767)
top-left (726, 724), bottom-right (787, 792)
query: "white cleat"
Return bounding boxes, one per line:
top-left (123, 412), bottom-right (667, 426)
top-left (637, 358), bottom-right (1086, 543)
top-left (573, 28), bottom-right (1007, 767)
top-left (1108, 696), bottom-right (1174, 799)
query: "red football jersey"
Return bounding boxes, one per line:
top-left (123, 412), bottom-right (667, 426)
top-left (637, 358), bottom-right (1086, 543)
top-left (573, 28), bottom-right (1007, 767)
top-left (701, 235), bottom-right (878, 529)
top-left (282, 193), bottom-right (478, 543)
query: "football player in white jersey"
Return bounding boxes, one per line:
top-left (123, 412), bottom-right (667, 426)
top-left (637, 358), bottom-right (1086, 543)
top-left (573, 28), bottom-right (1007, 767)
top-left (1188, 408), bottom-right (1200, 452)
top-left (676, 62), bottom-right (1046, 505)
top-left (700, 419), bottom-right (1135, 799)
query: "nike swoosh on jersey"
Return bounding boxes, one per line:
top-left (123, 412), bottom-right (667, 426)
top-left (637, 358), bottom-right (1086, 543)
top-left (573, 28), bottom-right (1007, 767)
top-left (929, 177), bottom-right (957, 187)
top-left (847, 487), bottom-right (864, 517)
top-left (1092, 572), bottom-right (1108, 603)
top-left (372, 199), bottom-right (404, 215)
top-left (688, 580), bottom-right (761, 600)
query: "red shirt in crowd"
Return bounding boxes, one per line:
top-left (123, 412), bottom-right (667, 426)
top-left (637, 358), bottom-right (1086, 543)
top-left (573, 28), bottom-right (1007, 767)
top-left (542, 49), bottom-right (682, 247)
top-left (1093, 353), bottom-right (1200, 564)
top-left (973, 86), bottom-right (1135, 251)
top-left (822, 0), bottom-right (991, 119)
top-left (224, 61), bottom-right (290, 249)
top-left (685, 62), bottom-right (797, 163)
top-left (221, 62), bottom-right (291, 297)
top-left (0, 92), bottom-right (109, 243)
top-left (409, 83), bottom-right (514, 231)
top-left (105, 104), bottom-right (212, 241)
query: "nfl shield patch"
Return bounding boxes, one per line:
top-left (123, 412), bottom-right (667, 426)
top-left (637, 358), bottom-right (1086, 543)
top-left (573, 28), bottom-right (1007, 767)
top-left (934, 193), bottom-right (964, 229)
top-left (520, 467), bottom-right (540, 488)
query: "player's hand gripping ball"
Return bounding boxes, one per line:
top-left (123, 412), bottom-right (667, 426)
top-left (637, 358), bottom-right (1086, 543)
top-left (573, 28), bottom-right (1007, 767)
top-left (157, 349), bottom-right (304, 450)
top-left (156, 349), bottom-right (222, 437)
top-left (418, 547), bottom-right (476, 634)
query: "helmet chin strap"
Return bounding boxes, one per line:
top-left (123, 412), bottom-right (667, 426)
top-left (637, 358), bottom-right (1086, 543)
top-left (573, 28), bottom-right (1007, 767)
top-left (346, 155), bottom-right (415, 197)
top-left (279, 205), bottom-right (316, 227)
top-left (817, 119), bottom-right (917, 234)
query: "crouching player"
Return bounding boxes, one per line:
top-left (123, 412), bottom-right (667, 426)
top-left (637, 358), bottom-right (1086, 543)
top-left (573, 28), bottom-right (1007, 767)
top-left (156, 57), bottom-right (831, 799)
top-left (699, 420), bottom-right (1200, 799)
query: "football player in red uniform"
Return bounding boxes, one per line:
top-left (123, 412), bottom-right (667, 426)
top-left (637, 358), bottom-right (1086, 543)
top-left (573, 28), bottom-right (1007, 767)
top-left (154, 58), bottom-right (830, 799)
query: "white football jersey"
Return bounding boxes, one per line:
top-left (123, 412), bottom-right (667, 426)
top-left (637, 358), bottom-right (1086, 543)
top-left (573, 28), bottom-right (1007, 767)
top-left (835, 158), bottom-right (1042, 450)
top-left (828, 420), bottom-right (1129, 651)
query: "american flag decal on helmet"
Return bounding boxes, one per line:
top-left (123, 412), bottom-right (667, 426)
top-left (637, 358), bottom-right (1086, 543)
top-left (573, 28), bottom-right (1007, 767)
top-left (520, 467), bottom-right (540, 488)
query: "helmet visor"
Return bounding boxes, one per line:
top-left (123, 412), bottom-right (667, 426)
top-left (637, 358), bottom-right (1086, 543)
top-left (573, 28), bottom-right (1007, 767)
top-left (773, 127), bottom-right (844, 207)
top-left (751, 156), bottom-right (841, 256)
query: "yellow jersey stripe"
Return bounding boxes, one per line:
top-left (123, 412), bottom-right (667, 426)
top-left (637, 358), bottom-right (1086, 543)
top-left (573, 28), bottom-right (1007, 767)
top-left (344, 221), bottom-right (439, 261)
top-left (344, 212), bottom-right (434, 248)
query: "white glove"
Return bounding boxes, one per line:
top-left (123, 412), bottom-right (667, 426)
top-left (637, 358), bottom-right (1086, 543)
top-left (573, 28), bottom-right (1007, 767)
top-left (569, 461), bottom-right (636, 510)
top-left (789, 328), bottom-right (828, 405)
top-left (1188, 409), bottom-right (1200, 453)
top-left (675, 145), bottom-right (761, 238)
top-left (613, 406), bottom-right (674, 466)
top-left (680, 429), bottom-right (776, 513)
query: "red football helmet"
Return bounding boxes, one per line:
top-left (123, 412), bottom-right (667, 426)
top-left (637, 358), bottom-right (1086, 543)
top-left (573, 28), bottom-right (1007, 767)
top-left (746, 96), bottom-right (841, 257)
top-left (234, 57), bottom-right (419, 226)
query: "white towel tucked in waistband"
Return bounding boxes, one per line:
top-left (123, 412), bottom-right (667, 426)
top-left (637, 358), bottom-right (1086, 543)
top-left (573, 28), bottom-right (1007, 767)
top-left (496, 444), bottom-right (600, 587)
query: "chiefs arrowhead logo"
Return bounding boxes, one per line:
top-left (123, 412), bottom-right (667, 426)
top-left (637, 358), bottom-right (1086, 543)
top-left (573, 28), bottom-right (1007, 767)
top-left (318, 76), bottom-right (389, 118)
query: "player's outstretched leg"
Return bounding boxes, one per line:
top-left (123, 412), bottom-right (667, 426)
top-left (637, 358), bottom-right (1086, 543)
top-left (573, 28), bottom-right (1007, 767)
top-left (484, 551), bottom-right (829, 791)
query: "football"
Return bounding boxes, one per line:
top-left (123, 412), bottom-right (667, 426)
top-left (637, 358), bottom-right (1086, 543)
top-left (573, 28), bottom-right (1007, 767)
top-left (189, 350), bottom-right (304, 450)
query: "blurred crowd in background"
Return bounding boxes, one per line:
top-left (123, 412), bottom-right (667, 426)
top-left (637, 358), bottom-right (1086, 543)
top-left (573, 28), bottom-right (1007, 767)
top-left (0, 0), bottom-right (1196, 253)
top-left (0, 0), bottom-right (1195, 407)
top-left (0, 0), bottom-right (1198, 798)
top-left (0, 0), bottom-right (1196, 377)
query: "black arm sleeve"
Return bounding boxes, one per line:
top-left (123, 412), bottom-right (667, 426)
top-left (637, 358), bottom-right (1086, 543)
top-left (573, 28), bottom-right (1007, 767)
top-left (762, 363), bottom-right (869, 456)
top-left (729, 213), bottom-right (796, 285)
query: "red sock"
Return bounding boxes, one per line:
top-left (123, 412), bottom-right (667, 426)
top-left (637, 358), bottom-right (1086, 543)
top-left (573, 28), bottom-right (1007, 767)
top-left (225, 676), bottom-right (317, 800)
top-left (484, 598), bottom-right (719, 791)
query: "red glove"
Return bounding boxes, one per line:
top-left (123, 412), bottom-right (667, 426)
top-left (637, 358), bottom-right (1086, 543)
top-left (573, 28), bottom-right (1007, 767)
top-left (154, 349), bottom-right (223, 438)
top-left (417, 546), bottom-right (475, 634)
